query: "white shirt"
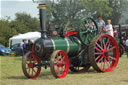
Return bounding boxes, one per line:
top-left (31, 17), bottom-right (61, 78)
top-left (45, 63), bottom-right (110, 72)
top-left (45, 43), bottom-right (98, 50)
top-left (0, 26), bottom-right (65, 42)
top-left (105, 24), bottom-right (113, 37)
top-left (126, 39), bottom-right (128, 46)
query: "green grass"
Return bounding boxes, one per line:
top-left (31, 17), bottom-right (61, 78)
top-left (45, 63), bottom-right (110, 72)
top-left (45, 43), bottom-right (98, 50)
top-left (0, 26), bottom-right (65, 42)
top-left (0, 55), bottom-right (128, 85)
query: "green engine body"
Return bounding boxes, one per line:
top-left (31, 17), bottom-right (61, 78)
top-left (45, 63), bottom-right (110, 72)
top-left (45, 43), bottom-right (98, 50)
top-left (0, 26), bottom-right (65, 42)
top-left (51, 38), bottom-right (81, 55)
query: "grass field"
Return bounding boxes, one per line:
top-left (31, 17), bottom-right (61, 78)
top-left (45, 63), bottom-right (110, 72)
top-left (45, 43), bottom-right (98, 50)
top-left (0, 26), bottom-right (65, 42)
top-left (0, 55), bottom-right (128, 85)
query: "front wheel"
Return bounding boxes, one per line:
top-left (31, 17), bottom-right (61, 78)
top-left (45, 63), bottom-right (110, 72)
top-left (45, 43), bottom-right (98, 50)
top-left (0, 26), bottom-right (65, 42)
top-left (50, 50), bottom-right (69, 78)
top-left (22, 51), bottom-right (41, 78)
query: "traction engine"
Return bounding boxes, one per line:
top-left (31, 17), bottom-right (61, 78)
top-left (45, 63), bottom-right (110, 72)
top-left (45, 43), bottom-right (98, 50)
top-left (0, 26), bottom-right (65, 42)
top-left (22, 0), bottom-right (119, 78)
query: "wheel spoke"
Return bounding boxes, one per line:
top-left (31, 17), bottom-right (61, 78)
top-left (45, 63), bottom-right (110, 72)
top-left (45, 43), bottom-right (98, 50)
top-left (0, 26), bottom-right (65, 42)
top-left (26, 62), bottom-right (29, 68)
top-left (61, 66), bottom-right (64, 74)
top-left (96, 42), bottom-right (104, 50)
top-left (108, 46), bottom-right (116, 51)
top-left (105, 38), bottom-right (110, 46)
top-left (107, 58), bottom-right (112, 67)
top-left (31, 68), bottom-right (34, 76)
top-left (101, 59), bottom-right (104, 69)
top-left (95, 52), bottom-right (102, 55)
top-left (27, 67), bottom-right (30, 74)
top-left (100, 38), bottom-right (103, 49)
top-left (109, 53), bottom-right (114, 55)
top-left (109, 56), bottom-right (116, 61)
top-left (55, 67), bottom-right (59, 72)
top-left (95, 55), bottom-right (102, 61)
top-left (57, 53), bottom-right (59, 60)
top-left (107, 42), bottom-right (110, 49)
top-left (32, 68), bottom-right (36, 73)
top-left (95, 47), bottom-right (102, 52)
top-left (57, 68), bottom-right (60, 76)
top-left (105, 59), bottom-right (110, 69)
top-left (97, 56), bottom-right (104, 64)
top-left (103, 39), bottom-right (106, 49)
top-left (103, 59), bottom-right (106, 70)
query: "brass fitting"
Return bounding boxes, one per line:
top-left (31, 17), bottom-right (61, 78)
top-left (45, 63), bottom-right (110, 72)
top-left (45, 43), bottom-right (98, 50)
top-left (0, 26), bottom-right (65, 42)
top-left (38, 5), bottom-right (46, 9)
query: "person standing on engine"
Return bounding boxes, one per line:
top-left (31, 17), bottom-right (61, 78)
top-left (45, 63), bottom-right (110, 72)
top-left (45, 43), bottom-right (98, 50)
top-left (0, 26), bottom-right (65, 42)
top-left (96, 16), bottom-right (106, 31)
top-left (104, 19), bottom-right (114, 37)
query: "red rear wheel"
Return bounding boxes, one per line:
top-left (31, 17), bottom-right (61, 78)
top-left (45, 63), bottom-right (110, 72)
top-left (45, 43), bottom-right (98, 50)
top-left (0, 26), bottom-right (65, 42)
top-left (89, 34), bottom-right (119, 72)
top-left (22, 51), bottom-right (41, 78)
top-left (50, 50), bottom-right (69, 78)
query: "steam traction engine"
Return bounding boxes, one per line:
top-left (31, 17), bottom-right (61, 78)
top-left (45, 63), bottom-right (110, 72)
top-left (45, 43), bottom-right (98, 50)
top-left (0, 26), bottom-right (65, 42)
top-left (22, 0), bottom-right (119, 78)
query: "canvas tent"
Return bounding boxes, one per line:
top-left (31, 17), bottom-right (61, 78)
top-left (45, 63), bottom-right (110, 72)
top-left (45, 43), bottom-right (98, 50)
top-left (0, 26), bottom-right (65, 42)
top-left (9, 32), bottom-right (41, 48)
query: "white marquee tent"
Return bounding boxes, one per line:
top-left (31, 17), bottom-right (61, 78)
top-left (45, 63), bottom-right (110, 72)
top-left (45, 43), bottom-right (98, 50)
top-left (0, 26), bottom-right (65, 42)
top-left (9, 32), bottom-right (41, 48)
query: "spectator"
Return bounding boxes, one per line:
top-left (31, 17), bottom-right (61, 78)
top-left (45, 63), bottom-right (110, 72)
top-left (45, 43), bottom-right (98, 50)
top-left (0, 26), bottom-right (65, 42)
top-left (126, 38), bottom-right (128, 58)
top-left (96, 16), bottom-right (105, 31)
top-left (20, 39), bottom-right (27, 56)
top-left (27, 40), bottom-right (34, 51)
top-left (104, 19), bottom-right (114, 37)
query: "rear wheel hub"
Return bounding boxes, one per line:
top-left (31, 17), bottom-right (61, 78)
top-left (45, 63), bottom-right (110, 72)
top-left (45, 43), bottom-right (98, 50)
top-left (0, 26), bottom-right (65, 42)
top-left (103, 50), bottom-right (109, 58)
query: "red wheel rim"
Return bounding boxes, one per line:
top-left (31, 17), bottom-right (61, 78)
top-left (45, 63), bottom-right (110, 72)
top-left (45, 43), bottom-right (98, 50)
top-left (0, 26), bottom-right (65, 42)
top-left (94, 35), bottom-right (119, 72)
top-left (52, 51), bottom-right (69, 78)
top-left (25, 53), bottom-right (41, 78)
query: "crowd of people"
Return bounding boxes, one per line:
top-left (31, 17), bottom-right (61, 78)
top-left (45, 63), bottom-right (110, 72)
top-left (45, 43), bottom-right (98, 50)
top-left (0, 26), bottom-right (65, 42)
top-left (84, 16), bottom-right (114, 37)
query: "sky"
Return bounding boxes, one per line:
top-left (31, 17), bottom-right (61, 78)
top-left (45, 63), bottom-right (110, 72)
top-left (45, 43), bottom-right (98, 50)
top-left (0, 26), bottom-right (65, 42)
top-left (0, 0), bottom-right (39, 20)
top-left (0, 0), bottom-right (128, 24)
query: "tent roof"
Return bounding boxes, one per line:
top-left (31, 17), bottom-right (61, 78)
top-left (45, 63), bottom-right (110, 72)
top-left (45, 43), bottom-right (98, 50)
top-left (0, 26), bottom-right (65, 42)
top-left (10, 32), bottom-right (41, 40)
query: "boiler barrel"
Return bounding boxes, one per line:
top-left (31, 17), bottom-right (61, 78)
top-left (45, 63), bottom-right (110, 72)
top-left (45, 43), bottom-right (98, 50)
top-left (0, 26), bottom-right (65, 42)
top-left (51, 38), bottom-right (81, 55)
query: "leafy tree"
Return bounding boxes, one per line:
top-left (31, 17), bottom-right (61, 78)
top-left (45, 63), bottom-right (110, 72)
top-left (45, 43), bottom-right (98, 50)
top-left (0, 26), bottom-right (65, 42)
top-left (47, 0), bottom-right (113, 29)
top-left (109, 0), bottom-right (128, 25)
top-left (82, 0), bottom-right (112, 19)
top-left (0, 19), bottom-right (17, 46)
top-left (0, 13), bottom-right (40, 46)
top-left (10, 12), bottom-right (40, 33)
top-left (48, 0), bottom-right (85, 29)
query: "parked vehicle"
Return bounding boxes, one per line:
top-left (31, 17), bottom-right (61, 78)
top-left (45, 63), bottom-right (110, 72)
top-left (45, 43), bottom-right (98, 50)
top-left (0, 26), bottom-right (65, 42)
top-left (0, 44), bottom-right (11, 55)
top-left (11, 43), bottom-right (22, 56)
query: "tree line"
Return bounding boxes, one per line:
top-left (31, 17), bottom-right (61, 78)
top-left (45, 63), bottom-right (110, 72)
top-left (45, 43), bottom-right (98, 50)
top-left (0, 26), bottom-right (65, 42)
top-left (0, 0), bottom-right (128, 46)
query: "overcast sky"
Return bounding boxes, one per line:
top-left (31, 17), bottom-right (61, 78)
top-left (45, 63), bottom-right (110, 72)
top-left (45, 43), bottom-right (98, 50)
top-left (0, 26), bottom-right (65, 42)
top-left (0, 0), bottom-right (128, 24)
top-left (0, 0), bottom-right (39, 19)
